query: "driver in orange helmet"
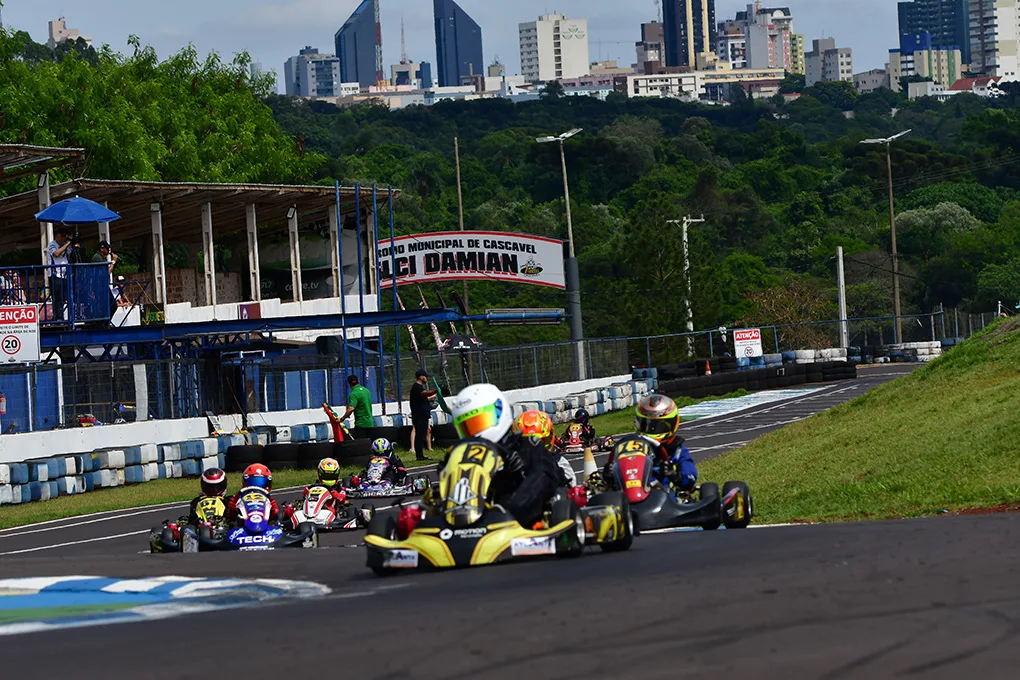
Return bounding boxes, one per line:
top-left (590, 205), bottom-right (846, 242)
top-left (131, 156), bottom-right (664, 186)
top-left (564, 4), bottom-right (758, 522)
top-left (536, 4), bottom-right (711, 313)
top-left (512, 409), bottom-right (588, 507)
top-left (226, 463), bottom-right (281, 523)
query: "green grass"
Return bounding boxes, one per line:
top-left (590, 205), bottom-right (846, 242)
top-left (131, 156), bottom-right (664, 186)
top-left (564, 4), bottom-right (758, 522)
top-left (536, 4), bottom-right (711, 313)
top-left (0, 449), bottom-right (439, 530)
top-left (1, 390), bottom-right (750, 530)
top-left (700, 318), bottom-right (1020, 524)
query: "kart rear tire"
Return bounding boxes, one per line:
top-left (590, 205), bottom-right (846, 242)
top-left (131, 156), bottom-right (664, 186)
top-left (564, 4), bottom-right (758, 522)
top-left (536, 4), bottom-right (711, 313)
top-left (722, 481), bottom-right (753, 529)
top-left (549, 500), bottom-right (584, 558)
top-left (159, 527), bottom-right (176, 551)
top-left (592, 491), bottom-right (634, 553)
top-left (699, 482), bottom-right (721, 531)
top-left (366, 515), bottom-right (400, 576)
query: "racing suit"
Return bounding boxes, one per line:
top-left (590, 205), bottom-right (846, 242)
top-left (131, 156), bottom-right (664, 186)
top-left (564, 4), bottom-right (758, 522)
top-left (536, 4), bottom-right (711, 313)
top-left (554, 422), bottom-right (598, 451)
top-left (359, 454), bottom-right (407, 485)
top-left (186, 494), bottom-right (227, 525)
top-left (553, 451), bottom-right (578, 488)
top-left (603, 436), bottom-right (697, 492)
top-left (226, 488), bottom-right (280, 523)
top-left (442, 433), bottom-right (561, 528)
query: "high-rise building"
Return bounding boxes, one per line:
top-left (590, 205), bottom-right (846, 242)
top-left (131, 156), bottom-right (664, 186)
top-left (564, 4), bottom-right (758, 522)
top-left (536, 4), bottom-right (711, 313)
top-left (519, 14), bottom-right (590, 82)
top-left (335, 0), bottom-right (383, 89)
top-left (664, 0), bottom-right (716, 68)
top-left (717, 4), bottom-right (795, 71)
top-left (790, 33), bottom-right (806, 74)
top-left (898, 0), bottom-right (970, 64)
top-left (391, 61), bottom-right (434, 89)
top-left (284, 47), bottom-right (341, 97)
top-left (434, 0), bottom-right (484, 87)
top-left (968, 0), bottom-right (1020, 77)
top-left (635, 21), bottom-right (665, 73)
top-left (46, 17), bottom-right (91, 50)
top-left (888, 32), bottom-right (964, 90)
top-left (805, 38), bottom-right (853, 86)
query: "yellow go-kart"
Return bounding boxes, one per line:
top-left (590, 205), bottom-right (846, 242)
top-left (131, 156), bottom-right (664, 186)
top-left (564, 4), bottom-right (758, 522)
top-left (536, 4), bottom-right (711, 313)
top-left (364, 440), bottom-right (633, 576)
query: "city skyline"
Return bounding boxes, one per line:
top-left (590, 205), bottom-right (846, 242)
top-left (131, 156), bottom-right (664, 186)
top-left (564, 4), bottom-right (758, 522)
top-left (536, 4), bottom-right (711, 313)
top-left (4, 1), bottom-right (901, 90)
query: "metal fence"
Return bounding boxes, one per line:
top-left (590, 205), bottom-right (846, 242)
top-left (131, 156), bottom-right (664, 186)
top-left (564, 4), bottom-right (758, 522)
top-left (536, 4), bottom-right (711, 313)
top-left (0, 307), bottom-right (1004, 433)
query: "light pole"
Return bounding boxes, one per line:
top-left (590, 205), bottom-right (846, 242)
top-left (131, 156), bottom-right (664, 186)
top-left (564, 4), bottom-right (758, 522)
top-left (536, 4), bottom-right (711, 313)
top-left (860, 129), bottom-right (911, 345)
top-left (668, 215), bottom-right (703, 358)
top-left (537, 128), bottom-right (585, 378)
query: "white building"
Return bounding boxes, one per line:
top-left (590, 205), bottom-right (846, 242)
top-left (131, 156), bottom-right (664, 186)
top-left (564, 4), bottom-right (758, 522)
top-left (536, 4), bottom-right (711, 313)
top-left (805, 38), bottom-right (852, 86)
top-left (519, 14), bottom-right (590, 83)
top-left (284, 47), bottom-right (341, 98)
top-left (854, 69), bottom-right (890, 94)
top-left (46, 17), bottom-right (92, 50)
top-left (717, 4), bottom-right (795, 71)
top-left (969, 0), bottom-right (1020, 78)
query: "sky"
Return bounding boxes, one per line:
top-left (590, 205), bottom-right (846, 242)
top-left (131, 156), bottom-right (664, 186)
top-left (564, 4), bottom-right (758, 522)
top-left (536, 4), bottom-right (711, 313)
top-left (3, 1), bottom-right (901, 88)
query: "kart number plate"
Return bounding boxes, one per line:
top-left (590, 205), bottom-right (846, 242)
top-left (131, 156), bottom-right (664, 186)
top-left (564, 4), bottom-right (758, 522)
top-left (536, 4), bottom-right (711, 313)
top-left (625, 480), bottom-right (642, 489)
top-left (383, 549), bottom-right (419, 568)
top-left (510, 536), bottom-right (555, 557)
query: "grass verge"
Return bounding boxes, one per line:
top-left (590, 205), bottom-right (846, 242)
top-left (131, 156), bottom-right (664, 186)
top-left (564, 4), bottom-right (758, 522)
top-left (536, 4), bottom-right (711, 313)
top-left (700, 318), bottom-right (1020, 524)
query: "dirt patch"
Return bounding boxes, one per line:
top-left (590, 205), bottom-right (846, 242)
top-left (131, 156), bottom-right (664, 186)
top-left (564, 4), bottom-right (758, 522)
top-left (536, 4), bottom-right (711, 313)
top-left (952, 503), bottom-right (1020, 515)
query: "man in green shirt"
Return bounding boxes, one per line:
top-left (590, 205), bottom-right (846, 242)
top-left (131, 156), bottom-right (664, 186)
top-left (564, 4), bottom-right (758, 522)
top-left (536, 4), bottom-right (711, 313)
top-left (339, 374), bottom-right (375, 439)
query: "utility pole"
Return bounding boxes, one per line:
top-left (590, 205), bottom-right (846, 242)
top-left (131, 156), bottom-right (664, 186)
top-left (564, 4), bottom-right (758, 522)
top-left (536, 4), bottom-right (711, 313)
top-left (861, 130), bottom-right (911, 344)
top-left (836, 246), bottom-right (849, 349)
top-left (454, 137), bottom-right (467, 312)
top-left (668, 215), bottom-right (704, 358)
top-left (537, 128), bottom-right (584, 379)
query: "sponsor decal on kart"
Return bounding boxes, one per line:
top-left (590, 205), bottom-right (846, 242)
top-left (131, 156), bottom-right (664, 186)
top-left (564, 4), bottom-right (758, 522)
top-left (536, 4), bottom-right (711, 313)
top-left (229, 526), bottom-right (283, 547)
top-left (438, 527), bottom-right (488, 540)
top-left (510, 536), bottom-right (556, 557)
top-left (625, 479), bottom-right (642, 488)
top-left (182, 528), bottom-right (199, 553)
top-left (382, 549), bottom-right (419, 568)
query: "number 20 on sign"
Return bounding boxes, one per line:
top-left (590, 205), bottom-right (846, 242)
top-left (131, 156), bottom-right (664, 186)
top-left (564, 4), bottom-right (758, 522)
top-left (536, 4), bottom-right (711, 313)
top-left (0, 305), bottom-right (40, 363)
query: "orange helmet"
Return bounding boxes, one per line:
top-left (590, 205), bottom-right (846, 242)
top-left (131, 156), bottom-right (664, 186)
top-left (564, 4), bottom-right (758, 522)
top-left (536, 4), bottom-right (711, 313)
top-left (512, 410), bottom-right (555, 449)
top-left (241, 463), bottom-right (272, 491)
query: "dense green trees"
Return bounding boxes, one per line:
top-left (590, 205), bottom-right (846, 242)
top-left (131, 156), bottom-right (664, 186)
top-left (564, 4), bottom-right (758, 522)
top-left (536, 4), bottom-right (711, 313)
top-left (5, 24), bottom-right (1020, 347)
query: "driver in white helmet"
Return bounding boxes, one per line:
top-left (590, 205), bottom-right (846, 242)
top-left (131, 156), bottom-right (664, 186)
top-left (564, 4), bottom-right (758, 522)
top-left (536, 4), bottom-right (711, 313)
top-left (444, 383), bottom-right (562, 528)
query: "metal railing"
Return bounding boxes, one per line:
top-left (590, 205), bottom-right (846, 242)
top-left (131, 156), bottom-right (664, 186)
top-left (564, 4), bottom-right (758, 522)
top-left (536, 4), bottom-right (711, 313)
top-left (0, 263), bottom-right (114, 327)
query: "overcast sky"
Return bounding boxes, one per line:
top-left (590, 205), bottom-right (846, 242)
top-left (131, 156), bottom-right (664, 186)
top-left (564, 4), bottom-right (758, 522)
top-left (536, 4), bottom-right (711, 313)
top-left (3, 1), bottom-right (899, 87)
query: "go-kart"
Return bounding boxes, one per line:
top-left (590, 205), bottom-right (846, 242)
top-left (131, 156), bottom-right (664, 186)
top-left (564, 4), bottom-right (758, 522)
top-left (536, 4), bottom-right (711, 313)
top-left (594, 434), bottom-right (753, 532)
top-left (150, 494), bottom-right (226, 553)
top-left (364, 440), bottom-right (633, 576)
top-left (151, 487), bottom-right (318, 552)
top-left (284, 484), bottom-right (375, 532)
top-left (342, 455), bottom-right (429, 499)
top-left (556, 423), bottom-right (613, 455)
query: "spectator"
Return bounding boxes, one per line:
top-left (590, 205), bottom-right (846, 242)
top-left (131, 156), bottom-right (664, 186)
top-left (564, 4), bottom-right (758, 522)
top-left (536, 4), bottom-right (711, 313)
top-left (91, 240), bottom-right (118, 274)
top-left (339, 374), bottom-right (375, 439)
top-left (46, 227), bottom-right (72, 320)
top-left (409, 369), bottom-right (437, 461)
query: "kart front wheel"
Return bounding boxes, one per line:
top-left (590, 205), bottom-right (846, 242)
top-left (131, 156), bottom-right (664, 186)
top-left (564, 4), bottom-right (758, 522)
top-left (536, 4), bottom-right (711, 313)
top-left (590, 491), bottom-right (633, 553)
top-left (722, 481), bottom-right (753, 529)
top-left (699, 482), bottom-right (721, 531)
top-left (549, 500), bottom-right (584, 558)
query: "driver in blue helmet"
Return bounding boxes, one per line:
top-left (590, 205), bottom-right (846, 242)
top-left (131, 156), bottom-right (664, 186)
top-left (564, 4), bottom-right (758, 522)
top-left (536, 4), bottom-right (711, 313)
top-left (365, 438), bottom-right (407, 485)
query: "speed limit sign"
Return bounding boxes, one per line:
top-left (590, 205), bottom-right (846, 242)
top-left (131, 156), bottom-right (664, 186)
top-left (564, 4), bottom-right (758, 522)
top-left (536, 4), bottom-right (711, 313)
top-left (0, 306), bottom-right (40, 363)
top-left (2, 335), bottom-right (21, 356)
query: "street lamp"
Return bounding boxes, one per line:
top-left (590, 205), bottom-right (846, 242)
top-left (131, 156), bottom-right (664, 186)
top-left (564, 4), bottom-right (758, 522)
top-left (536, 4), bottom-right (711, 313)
top-left (537, 128), bottom-right (585, 377)
top-left (860, 129), bottom-right (911, 345)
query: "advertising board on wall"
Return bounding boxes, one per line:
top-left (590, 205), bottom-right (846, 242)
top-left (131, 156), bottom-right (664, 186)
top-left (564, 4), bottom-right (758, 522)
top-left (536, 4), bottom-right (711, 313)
top-left (376, 231), bottom-right (565, 289)
top-left (0, 306), bottom-right (40, 363)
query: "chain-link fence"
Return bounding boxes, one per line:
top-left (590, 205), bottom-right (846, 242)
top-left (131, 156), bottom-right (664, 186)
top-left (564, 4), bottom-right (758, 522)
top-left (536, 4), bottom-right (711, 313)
top-left (0, 308), bottom-right (1004, 430)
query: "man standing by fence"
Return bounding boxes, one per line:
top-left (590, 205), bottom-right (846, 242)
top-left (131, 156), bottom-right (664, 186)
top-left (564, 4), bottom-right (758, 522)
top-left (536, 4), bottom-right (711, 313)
top-left (409, 369), bottom-right (437, 461)
top-left (339, 374), bottom-right (375, 439)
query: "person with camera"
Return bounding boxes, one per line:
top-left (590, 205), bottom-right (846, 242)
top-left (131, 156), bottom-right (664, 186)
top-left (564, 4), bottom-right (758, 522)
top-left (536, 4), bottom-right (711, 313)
top-left (92, 240), bottom-right (118, 274)
top-left (46, 227), bottom-right (76, 320)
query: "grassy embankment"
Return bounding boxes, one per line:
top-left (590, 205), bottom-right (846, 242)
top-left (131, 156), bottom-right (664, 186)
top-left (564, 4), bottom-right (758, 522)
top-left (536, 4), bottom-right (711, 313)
top-left (701, 318), bottom-right (1020, 523)
top-left (0, 390), bottom-right (751, 529)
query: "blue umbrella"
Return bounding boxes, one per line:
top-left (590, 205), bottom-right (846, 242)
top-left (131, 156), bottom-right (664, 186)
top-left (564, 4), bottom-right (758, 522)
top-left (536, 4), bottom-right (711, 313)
top-left (35, 196), bottom-right (121, 224)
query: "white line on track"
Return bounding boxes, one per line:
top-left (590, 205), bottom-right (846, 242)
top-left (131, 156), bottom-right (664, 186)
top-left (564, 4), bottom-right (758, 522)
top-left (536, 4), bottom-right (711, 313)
top-left (0, 530), bottom-right (150, 556)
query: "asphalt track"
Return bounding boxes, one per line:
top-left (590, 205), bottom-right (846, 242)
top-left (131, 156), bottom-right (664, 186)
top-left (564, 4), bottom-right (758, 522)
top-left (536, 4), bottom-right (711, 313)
top-left (7, 364), bottom-right (1019, 678)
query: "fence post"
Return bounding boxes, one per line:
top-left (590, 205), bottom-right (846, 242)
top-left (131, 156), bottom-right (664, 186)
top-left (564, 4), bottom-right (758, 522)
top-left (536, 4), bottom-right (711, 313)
top-left (708, 331), bottom-right (713, 357)
top-left (954, 308), bottom-right (959, 339)
top-left (586, 341), bottom-right (594, 380)
top-left (773, 327), bottom-right (779, 354)
top-left (532, 346), bottom-right (539, 386)
top-left (930, 312), bottom-right (935, 342)
top-left (645, 337), bottom-right (651, 369)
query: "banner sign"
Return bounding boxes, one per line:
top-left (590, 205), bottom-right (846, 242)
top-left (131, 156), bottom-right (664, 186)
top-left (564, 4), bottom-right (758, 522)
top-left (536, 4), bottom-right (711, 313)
top-left (733, 328), bottom-right (763, 358)
top-left (377, 231), bottom-right (565, 289)
top-left (0, 305), bottom-right (40, 363)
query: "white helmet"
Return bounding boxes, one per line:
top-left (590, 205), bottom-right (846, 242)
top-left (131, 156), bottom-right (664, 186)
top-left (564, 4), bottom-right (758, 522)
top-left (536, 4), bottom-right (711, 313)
top-left (451, 383), bottom-right (513, 443)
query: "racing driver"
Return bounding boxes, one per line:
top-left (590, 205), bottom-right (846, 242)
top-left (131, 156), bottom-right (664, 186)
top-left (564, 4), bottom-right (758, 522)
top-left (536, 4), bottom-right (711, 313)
top-left (512, 409), bottom-right (580, 490)
top-left (603, 394), bottom-right (698, 493)
top-left (226, 463), bottom-right (281, 524)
